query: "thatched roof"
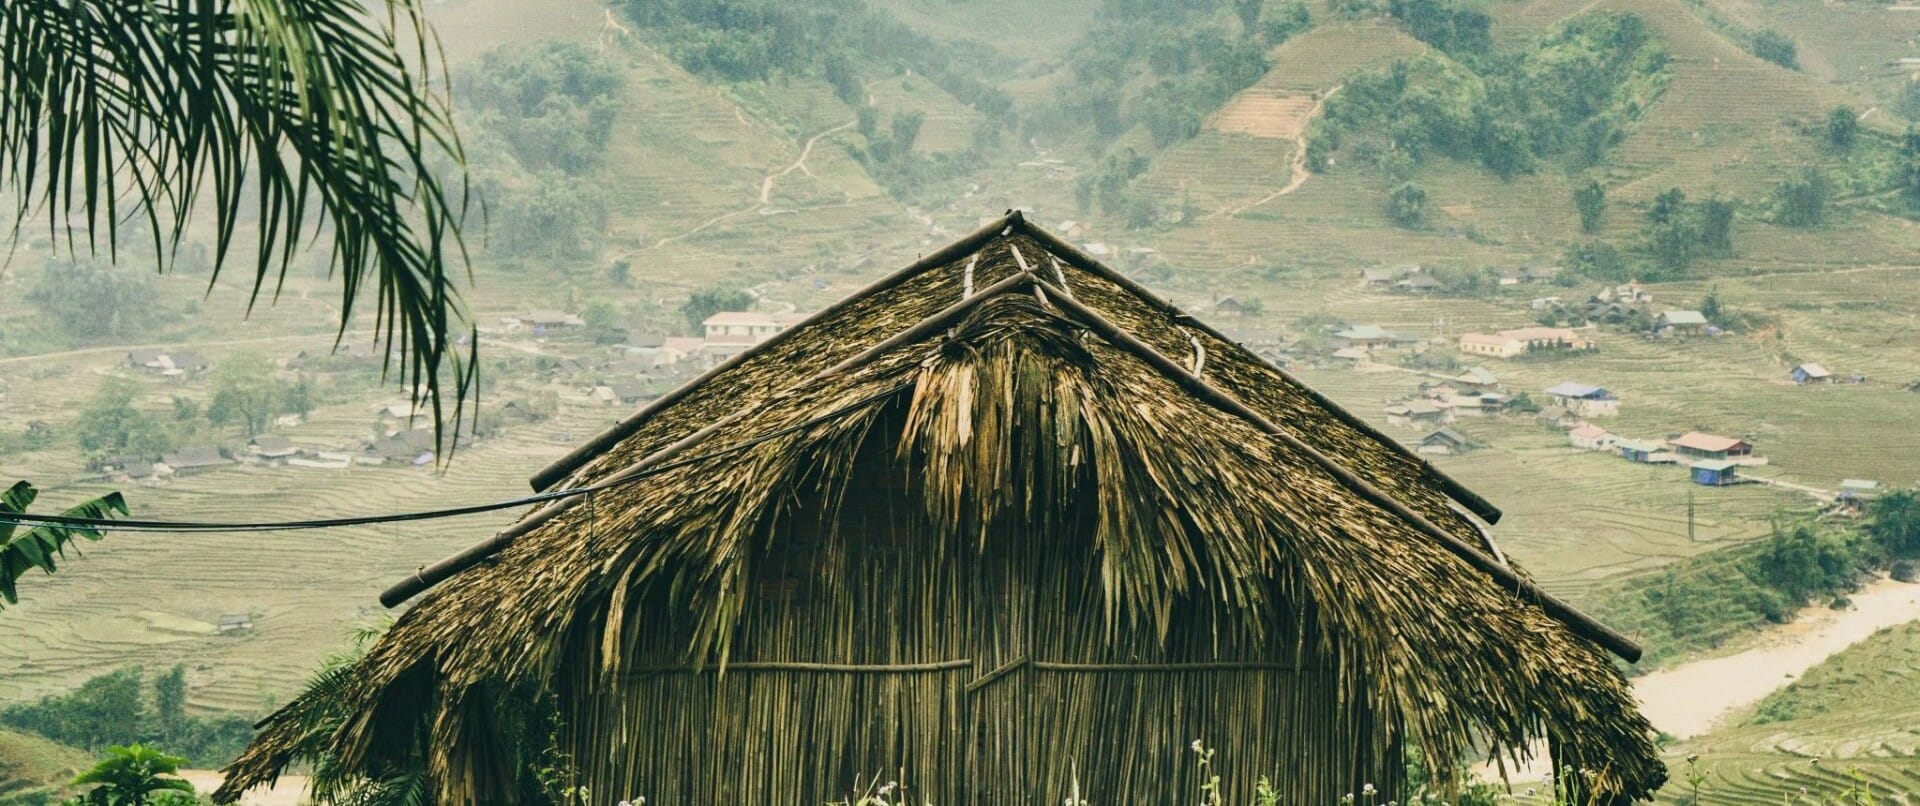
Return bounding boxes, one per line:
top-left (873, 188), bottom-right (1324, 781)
top-left (218, 213), bottom-right (1662, 802)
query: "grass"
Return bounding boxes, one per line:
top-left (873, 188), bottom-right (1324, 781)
top-left (0, 727), bottom-right (88, 805)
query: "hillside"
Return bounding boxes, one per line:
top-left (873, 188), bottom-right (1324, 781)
top-left (0, 728), bottom-right (86, 806)
top-left (1677, 620), bottom-right (1920, 802)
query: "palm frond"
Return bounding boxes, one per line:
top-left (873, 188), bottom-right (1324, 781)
top-left (0, 0), bottom-right (476, 450)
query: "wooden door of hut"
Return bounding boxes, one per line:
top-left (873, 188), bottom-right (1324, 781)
top-left (567, 408), bottom-right (1399, 804)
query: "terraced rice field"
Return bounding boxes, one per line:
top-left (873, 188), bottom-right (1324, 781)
top-left (0, 388), bottom-right (615, 713)
top-left (1676, 621), bottom-right (1920, 803)
top-left (1134, 133), bottom-right (1298, 216)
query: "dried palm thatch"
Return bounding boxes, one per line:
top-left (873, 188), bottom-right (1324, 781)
top-left (218, 214), bottom-right (1664, 804)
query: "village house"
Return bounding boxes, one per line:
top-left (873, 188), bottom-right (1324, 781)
top-left (1616, 439), bottom-right (1675, 464)
top-left (247, 435), bottom-right (299, 462)
top-left (1328, 346), bottom-right (1370, 365)
top-left (1592, 281), bottom-right (1652, 306)
top-left (1657, 310), bottom-right (1710, 334)
top-left (1386, 399), bottom-right (1453, 428)
top-left (1358, 266), bottom-right (1403, 289)
top-left (703, 311), bottom-right (808, 346)
top-left (1453, 367), bottom-right (1499, 390)
top-left (1568, 425), bottom-right (1618, 452)
top-left (1690, 459), bottom-right (1740, 486)
top-left (1667, 431), bottom-right (1754, 462)
top-left (126, 348), bottom-right (210, 376)
top-left (1459, 332), bottom-right (1525, 359)
top-left (1544, 382), bottom-right (1619, 416)
top-left (1212, 297), bottom-right (1249, 316)
top-left (1416, 427), bottom-right (1472, 456)
top-left (217, 614), bottom-right (254, 633)
top-left (287, 451), bottom-right (355, 471)
top-left (161, 446), bottom-right (232, 476)
top-left (1333, 325), bottom-right (1398, 351)
top-left (1398, 273), bottom-right (1443, 293)
top-left (1838, 479), bottom-right (1882, 514)
top-left (517, 310), bottom-right (585, 334)
top-left (1791, 363), bottom-right (1833, 384)
top-left (1458, 327), bottom-right (1593, 359)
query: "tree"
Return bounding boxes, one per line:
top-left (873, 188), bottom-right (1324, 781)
top-left (1773, 167), bottom-right (1830, 228)
top-left (70, 743), bottom-right (197, 805)
top-left (1869, 490), bottom-right (1920, 558)
top-left (1573, 179), bottom-right (1607, 233)
top-left (206, 354), bottom-right (282, 437)
top-left (152, 666), bottom-right (187, 743)
top-left (1749, 28), bottom-right (1798, 69)
top-left (1648, 187), bottom-right (1687, 225)
top-left (1698, 196), bottom-right (1735, 255)
top-left (2, 0), bottom-right (477, 441)
top-left (1, 482), bottom-right (126, 611)
top-left (27, 259), bottom-right (162, 343)
top-left (75, 380), bottom-right (173, 460)
top-left (1387, 182), bottom-right (1429, 229)
top-left (1234, 0), bottom-right (1263, 33)
top-left (580, 302), bottom-right (627, 345)
top-left (1901, 127), bottom-right (1920, 213)
top-left (1262, 2), bottom-right (1312, 45)
top-left (1699, 288), bottom-right (1723, 325)
top-left (890, 111), bottom-right (926, 156)
top-left (1825, 106), bottom-right (1858, 150)
top-left (680, 288), bottom-right (754, 335)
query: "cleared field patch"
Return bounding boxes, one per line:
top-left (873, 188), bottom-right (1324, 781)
top-left (1209, 88), bottom-right (1319, 139)
top-left (0, 728), bottom-right (88, 805)
top-left (1261, 21), bottom-right (1429, 91)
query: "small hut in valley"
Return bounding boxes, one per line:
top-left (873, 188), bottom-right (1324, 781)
top-left (218, 214), bottom-right (1663, 805)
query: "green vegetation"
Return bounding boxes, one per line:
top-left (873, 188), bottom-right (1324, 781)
top-left (1050, 1), bottom-right (1271, 145)
top-left (1573, 178), bottom-right (1607, 233)
top-left (1, 667), bottom-right (251, 769)
top-left (1588, 495), bottom-right (1920, 669)
top-left (1387, 182), bottom-right (1429, 228)
top-left (26, 261), bottom-right (169, 345)
top-left (1823, 107), bottom-right (1857, 151)
top-left (679, 287), bottom-right (754, 335)
top-left (1388, 0), bottom-right (1489, 56)
top-left (459, 43), bottom-right (625, 262)
top-left (67, 743), bottom-right (197, 805)
top-left (1, 482), bottom-right (125, 612)
top-left (1772, 167), bottom-right (1832, 229)
top-left (1313, 12), bottom-right (1668, 181)
top-left (618, 0), bottom-right (1011, 117)
top-left (1748, 27), bottom-right (1798, 70)
top-left (1637, 188), bottom-right (1736, 278)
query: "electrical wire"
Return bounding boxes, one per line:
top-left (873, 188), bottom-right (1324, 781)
top-left (0, 385), bottom-right (905, 534)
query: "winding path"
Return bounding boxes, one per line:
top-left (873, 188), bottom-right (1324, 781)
top-left (651, 118), bottom-right (855, 248)
top-left (1211, 86), bottom-right (1341, 219)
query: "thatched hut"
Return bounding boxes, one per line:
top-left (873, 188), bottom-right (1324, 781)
top-left (218, 213), bottom-right (1663, 804)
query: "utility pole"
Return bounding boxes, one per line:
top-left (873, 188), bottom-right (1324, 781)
top-left (1687, 488), bottom-right (1697, 543)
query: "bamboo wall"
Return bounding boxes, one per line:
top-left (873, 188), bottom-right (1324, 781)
top-left (559, 418), bottom-right (1403, 804)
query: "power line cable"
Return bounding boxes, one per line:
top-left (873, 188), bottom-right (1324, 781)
top-left (0, 385), bottom-right (903, 533)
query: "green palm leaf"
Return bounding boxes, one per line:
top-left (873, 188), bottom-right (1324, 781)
top-left (0, 480), bottom-right (128, 608)
top-left (1, 0), bottom-right (477, 449)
